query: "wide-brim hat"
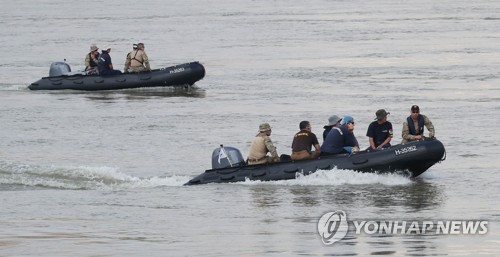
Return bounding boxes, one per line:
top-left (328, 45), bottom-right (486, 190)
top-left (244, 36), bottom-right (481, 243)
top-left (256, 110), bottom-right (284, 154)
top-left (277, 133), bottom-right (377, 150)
top-left (324, 115), bottom-right (342, 128)
top-left (90, 44), bottom-right (99, 51)
top-left (375, 109), bottom-right (390, 120)
top-left (259, 123), bottom-right (272, 132)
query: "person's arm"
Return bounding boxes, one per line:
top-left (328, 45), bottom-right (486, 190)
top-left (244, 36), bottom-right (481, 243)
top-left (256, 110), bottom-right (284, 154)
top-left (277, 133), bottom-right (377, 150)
top-left (143, 52), bottom-right (150, 70)
top-left (369, 137), bottom-right (376, 149)
top-left (85, 54), bottom-right (90, 70)
top-left (423, 115), bottom-right (435, 137)
top-left (264, 137), bottom-right (280, 161)
top-left (313, 143), bottom-right (321, 155)
top-left (378, 136), bottom-right (392, 149)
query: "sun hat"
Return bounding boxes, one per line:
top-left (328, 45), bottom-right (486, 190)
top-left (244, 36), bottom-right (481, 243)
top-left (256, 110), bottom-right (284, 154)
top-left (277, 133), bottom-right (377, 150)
top-left (375, 109), bottom-right (390, 120)
top-left (259, 123), bottom-right (272, 132)
top-left (90, 44), bottom-right (99, 51)
top-left (324, 115), bottom-right (342, 127)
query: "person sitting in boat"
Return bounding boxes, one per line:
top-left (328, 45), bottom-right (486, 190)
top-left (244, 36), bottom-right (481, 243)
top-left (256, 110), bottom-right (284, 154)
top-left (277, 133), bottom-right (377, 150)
top-left (402, 105), bottom-right (435, 143)
top-left (125, 42), bottom-right (151, 73)
top-left (97, 46), bottom-right (122, 75)
top-left (247, 123), bottom-right (280, 165)
top-left (85, 44), bottom-right (100, 74)
top-left (321, 116), bottom-right (360, 155)
top-left (291, 121), bottom-right (321, 161)
top-left (322, 114), bottom-right (342, 141)
top-left (366, 109), bottom-right (393, 150)
top-left (124, 43), bottom-right (137, 73)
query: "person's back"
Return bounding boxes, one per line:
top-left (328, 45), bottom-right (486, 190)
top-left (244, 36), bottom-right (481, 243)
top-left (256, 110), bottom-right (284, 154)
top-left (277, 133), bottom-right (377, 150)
top-left (247, 123), bottom-right (280, 165)
top-left (128, 43), bottom-right (150, 73)
top-left (98, 47), bottom-right (121, 75)
top-left (291, 121), bottom-right (321, 160)
top-left (124, 44), bottom-right (137, 73)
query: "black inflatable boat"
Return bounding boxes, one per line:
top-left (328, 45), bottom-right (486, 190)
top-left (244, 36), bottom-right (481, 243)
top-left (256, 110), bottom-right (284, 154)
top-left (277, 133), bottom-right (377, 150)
top-left (29, 61), bottom-right (205, 91)
top-left (185, 138), bottom-right (446, 185)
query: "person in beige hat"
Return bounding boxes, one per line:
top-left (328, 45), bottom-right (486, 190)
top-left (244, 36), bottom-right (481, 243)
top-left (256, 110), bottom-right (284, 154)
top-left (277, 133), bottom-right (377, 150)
top-left (85, 43), bottom-right (100, 72)
top-left (247, 123), bottom-right (280, 165)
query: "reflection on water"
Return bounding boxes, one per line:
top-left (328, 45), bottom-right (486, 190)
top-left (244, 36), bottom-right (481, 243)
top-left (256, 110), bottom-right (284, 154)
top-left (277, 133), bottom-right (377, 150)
top-left (46, 85), bottom-right (206, 101)
top-left (321, 180), bottom-right (444, 213)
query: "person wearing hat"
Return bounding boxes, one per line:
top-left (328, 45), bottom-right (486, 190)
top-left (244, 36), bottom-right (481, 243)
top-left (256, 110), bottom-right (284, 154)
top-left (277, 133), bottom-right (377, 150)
top-left (247, 123), bottom-right (280, 165)
top-left (321, 116), bottom-right (360, 155)
top-left (125, 42), bottom-right (151, 73)
top-left (85, 44), bottom-right (100, 73)
top-left (323, 115), bottom-right (342, 141)
top-left (291, 121), bottom-right (321, 161)
top-left (366, 109), bottom-right (393, 150)
top-left (402, 105), bottom-right (435, 143)
top-left (98, 46), bottom-right (122, 75)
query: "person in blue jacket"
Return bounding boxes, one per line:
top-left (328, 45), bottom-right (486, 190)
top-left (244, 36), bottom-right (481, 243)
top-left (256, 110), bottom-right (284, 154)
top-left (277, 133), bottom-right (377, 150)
top-left (321, 116), bottom-right (360, 155)
top-left (98, 47), bottom-right (122, 75)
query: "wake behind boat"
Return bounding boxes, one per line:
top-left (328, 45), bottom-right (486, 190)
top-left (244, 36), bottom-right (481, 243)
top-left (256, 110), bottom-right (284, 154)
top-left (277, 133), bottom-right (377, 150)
top-left (29, 61), bottom-right (205, 91)
top-left (185, 138), bottom-right (446, 185)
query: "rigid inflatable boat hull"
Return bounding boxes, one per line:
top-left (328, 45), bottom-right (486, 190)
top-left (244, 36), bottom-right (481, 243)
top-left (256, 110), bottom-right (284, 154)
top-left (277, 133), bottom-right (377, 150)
top-left (185, 139), bottom-right (445, 185)
top-left (29, 62), bottom-right (205, 91)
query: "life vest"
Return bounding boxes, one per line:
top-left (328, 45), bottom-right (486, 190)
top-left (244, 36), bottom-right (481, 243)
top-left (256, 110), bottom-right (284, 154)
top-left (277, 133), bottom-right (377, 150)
top-left (407, 115), bottom-right (424, 135)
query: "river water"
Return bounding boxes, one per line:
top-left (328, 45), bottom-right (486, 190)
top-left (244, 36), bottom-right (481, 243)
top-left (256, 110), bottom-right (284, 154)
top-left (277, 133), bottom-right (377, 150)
top-left (1, 0), bottom-right (499, 256)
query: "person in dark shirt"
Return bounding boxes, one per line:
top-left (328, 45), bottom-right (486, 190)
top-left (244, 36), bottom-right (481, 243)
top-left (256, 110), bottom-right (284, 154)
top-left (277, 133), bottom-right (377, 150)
top-left (98, 47), bottom-right (122, 75)
top-left (291, 121), bottom-right (321, 160)
top-left (366, 109), bottom-right (393, 150)
top-left (322, 115), bottom-right (342, 141)
top-left (321, 116), bottom-right (359, 155)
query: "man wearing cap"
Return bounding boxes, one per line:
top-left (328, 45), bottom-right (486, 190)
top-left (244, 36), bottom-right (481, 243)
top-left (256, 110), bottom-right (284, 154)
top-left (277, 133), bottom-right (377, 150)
top-left (402, 105), bottom-right (435, 143)
top-left (291, 121), bottom-right (321, 161)
top-left (321, 116), bottom-right (360, 155)
top-left (126, 42), bottom-right (151, 73)
top-left (98, 47), bottom-right (122, 75)
top-left (247, 123), bottom-right (280, 165)
top-left (366, 109), bottom-right (393, 150)
top-left (85, 44), bottom-right (100, 73)
top-left (323, 115), bottom-right (342, 141)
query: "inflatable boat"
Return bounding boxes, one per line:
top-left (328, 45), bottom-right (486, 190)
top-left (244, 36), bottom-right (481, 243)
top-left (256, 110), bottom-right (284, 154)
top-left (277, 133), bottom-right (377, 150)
top-left (185, 138), bottom-right (446, 185)
top-left (29, 61), bottom-right (205, 91)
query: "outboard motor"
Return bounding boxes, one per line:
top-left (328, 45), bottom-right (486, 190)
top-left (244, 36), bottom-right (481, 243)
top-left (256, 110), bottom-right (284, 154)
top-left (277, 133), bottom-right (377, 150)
top-left (211, 145), bottom-right (246, 169)
top-left (49, 61), bottom-right (71, 77)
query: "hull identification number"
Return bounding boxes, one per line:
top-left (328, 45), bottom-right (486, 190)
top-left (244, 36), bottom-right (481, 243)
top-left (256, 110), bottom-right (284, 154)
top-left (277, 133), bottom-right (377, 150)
top-left (395, 145), bottom-right (417, 156)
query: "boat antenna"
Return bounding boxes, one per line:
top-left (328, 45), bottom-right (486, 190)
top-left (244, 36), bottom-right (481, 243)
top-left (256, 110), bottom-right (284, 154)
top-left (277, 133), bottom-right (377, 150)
top-left (219, 144), bottom-right (234, 167)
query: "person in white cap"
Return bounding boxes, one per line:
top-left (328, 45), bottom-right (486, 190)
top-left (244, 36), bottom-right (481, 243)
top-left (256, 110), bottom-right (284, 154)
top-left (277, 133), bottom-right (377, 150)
top-left (247, 123), bottom-right (280, 165)
top-left (98, 46), bottom-right (122, 75)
